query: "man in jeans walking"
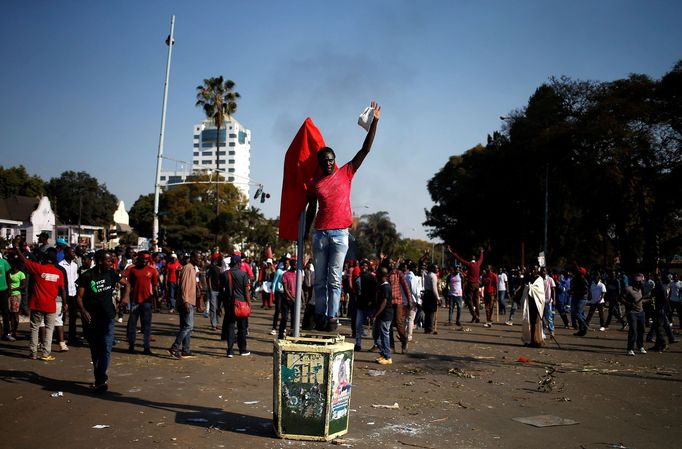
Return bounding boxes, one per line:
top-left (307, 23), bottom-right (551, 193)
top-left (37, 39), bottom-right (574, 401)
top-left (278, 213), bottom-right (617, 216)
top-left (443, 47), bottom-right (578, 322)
top-left (304, 101), bottom-right (381, 332)
top-left (169, 251), bottom-right (200, 358)
top-left (570, 266), bottom-right (589, 336)
top-left (123, 252), bottom-right (159, 355)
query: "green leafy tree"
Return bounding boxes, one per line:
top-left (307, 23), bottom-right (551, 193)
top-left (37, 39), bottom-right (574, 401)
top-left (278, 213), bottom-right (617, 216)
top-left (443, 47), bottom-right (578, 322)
top-left (45, 171), bottom-right (118, 226)
top-left (0, 165), bottom-right (45, 198)
top-left (353, 211), bottom-right (401, 259)
top-left (129, 193), bottom-right (154, 237)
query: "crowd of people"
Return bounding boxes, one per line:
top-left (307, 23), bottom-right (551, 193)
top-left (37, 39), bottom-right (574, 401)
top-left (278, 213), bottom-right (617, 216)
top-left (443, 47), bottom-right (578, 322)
top-left (1, 233), bottom-right (680, 391)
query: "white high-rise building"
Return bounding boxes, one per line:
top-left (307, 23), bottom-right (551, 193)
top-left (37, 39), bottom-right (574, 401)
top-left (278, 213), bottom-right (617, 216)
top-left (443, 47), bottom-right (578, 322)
top-left (159, 117), bottom-right (252, 199)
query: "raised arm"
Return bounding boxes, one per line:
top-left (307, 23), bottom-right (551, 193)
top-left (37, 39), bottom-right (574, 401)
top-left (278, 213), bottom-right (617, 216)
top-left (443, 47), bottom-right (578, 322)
top-left (447, 245), bottom-right (468, 266)
top-left (350, 101), bottom-right (381, 172)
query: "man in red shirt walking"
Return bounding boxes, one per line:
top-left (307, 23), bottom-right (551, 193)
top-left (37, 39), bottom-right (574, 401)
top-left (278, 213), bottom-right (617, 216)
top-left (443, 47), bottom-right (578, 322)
top-left (304, 101), bottom-right (381, 332)
top-left (13, 237), bottom-right (66, 361)
top-left (481, 267), bottom-right (498, 327)
top-left (123, 252), bottom-right (159, 355)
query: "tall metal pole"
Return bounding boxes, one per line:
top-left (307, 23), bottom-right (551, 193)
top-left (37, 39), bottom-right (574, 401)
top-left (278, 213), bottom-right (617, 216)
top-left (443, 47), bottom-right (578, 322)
top-left (153, 15), bottom-right (175, 242)
top-left (544, 163), bottom-right (549, 264)
top-left (293, 210), bottom-right (305, 337)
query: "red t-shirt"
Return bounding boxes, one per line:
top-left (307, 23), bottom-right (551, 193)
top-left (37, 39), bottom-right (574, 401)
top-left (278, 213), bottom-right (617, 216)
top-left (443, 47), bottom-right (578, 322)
top-left (124, 265), bottom-right (159, 304)
top-left (166, 261), bottom-right (181, 283)
top-left (282, 270), bottom-right (297, 300)
top-left (25, 260), bottom-right (63, 313)
top-left (309, 162), bottom-right (356, 230)
top-left (483, 273), bottom-right (498, 294)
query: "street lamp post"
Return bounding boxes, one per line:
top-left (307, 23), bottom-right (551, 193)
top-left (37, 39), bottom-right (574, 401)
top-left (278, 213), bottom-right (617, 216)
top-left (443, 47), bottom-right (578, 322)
top-left (153, 15), bottom-right (175, 242)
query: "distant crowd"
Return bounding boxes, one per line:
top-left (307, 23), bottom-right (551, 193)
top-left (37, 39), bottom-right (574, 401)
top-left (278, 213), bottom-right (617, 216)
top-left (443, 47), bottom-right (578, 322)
top-left (0, 235), bottom-right (679, 391)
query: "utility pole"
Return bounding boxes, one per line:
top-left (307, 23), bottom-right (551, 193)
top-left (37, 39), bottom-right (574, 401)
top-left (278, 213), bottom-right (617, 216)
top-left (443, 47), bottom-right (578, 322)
top-left (153, 15), bottom-right (175, 242)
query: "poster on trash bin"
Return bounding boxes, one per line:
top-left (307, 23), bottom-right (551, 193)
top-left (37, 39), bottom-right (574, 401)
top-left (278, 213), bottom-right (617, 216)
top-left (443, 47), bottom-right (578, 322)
top-left (278, 351), bottom-right (328, 436)
top-left (329, 350), bottom-right (353, 433)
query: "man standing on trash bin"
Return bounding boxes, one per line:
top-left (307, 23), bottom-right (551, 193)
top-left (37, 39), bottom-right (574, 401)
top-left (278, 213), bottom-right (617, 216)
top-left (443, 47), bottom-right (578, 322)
top-left (304, 101), bottom-right (381, 332)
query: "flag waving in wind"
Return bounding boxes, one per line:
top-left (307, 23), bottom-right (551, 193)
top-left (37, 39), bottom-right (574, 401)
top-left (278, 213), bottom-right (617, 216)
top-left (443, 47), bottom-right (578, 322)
top-left (278, 118), bottom-right (327, 241)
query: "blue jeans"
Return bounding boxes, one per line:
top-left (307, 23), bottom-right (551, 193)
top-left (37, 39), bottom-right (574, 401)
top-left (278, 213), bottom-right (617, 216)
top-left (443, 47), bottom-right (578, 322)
top-left (208, 291), bottom-right (219, 327)
top-left (377, 319), bottom-right (392, 360)
top-left (498, 290), bottom-right (507, 314)
top-left (354, 308), bottom-right (371, 348)
top-left (448, 295), bottom-right (463, 324)
top-left (84, 317), bottom-right (115, 386)
top-left (168, 282), bottom-right (177, 309)
top-left (313, 229), bottom-right (349, 320)
top-left (172, 304), bottom-right (194, 353)
top-left (543, 301), bottom-right (554, 333)
top-left (627, 310), bottom-right (645, 351)
top-left (574, 296), bottom-right (588, 333)
top-left (127, 302), bottom-right (152, 349)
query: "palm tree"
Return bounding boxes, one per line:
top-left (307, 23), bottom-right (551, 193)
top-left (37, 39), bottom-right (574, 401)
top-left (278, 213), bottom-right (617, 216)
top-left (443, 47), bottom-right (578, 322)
top-left (195, 76), bottom-right (240, 244)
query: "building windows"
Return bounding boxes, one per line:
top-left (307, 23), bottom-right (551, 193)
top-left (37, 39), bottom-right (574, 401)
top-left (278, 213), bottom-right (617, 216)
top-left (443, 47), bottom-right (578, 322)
top-left (229, 151), bottom-right (235, 155)
top-left (229, 133), bottom-right (237, 138)
top-left (168, 176), bottom-right (183, 184)
top-left (201, 128), bottom-right (227, 143)
top-left (193, 143), bottom-right (199, 148)
top-left (238, 130), bottom-right (247, 144)
top-left (228, 176), bottom-right (234, 182)
top-left (202, 151), bottom-right (213, 156)
top-left (193, 161), bottom-right (199, 165)
top-left (229, 142), bottom-right (235, 147)
top-left (201, 142), bottom-right (226, 148)
top-left (193, 134), bottom-right (200, 140)
top-left (193, 152), bottom-right (199, 156)
top-left (228, 168), bottom-right (235, 173)
top-left (218, 159), bottom-right (226, 165)
top-left (218, 151), bottom-right (226, 156)
top-left (202, 160), bottom-right (212, 165)
top-left (228, 159), bottom-right (235, 164)
top-left (160, 176), bottom-right (166, 181)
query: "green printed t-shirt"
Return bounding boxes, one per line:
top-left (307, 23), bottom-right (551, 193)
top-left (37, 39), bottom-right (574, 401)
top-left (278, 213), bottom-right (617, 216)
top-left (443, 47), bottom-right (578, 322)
top-left (0, 258), bottom-right (10, 291)
top-left (10, 270), bottom-right (26, 296)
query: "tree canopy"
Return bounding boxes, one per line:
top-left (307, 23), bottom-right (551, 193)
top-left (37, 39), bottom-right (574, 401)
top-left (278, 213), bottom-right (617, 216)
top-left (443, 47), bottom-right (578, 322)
top-left (425, 61), bottom-right (682, 272)
top-left (45, 171), bottom-right (119, 226)
top-left (0, 165), bottom-right (45, 198)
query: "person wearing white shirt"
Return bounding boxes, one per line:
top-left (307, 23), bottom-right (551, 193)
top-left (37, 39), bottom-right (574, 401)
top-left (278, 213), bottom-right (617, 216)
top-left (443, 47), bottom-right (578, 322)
top-left (497, 268), bottom-right (508, 315)
top-left (59, 247), bottom-right (80, 346)
top-left (445, 266), bottom-right (463, 326)
top-left (404, 262), bottom-right (423, 342)
top-left (587, 273), bottom-right (607, 331)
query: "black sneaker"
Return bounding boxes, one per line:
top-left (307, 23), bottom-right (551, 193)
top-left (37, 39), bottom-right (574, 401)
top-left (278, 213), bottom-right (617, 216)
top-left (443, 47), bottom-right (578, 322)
top-left (167, 347), bottom-right (181, 359)
top-left (181, 351), bottom-right (196, 358)
top-left (127, 346), bottom-right (135, 354)
top-left (324, 319), bottom-right (339, 333)
top-left (354, 345), bottom-right (362, 352)
top-left (143, 348), bottom-right (153, 355)
top-left (92, 382), bottom-right (109, 394)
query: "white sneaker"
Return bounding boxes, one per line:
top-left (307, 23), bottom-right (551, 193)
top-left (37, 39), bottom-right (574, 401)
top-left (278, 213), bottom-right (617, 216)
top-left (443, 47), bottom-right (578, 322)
top-left (626, 350), bottom-right (635, 356)
top-left (240, 352), bottom-right (251, 356)
top-left (599, 327), bottom-right (606, 332)
top-left (117, 317), bottom-right (123, 323)
top-left (269, 329), bottom-right (277, 335)
top-left (639, 347), bottom-right (647, 354)
top-left (59, 342), bottom-right (69, 352)
top-left (505, 321), bottom-right (513, 326)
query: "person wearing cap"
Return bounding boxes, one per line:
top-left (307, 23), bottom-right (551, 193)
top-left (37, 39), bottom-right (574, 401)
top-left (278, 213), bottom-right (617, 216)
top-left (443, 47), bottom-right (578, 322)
top-left (304, 101), bottom-right (382, 333)
top-left (55, 237), bottom-right (68, 263)
top-left (122, 252), bottom-right (159, 355)
top-left (35, 231), bottom-right (52, 260)
top-left (12, 237), bottom-right (66, 361)
top-left (165, 253), bottom-right (181, 312)
top-left (570, 265), bottom-right (590, 336)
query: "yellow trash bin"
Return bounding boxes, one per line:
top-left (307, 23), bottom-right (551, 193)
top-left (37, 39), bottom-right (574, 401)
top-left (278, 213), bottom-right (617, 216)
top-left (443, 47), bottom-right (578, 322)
top-left (273, 333), bottom-right (354, 441)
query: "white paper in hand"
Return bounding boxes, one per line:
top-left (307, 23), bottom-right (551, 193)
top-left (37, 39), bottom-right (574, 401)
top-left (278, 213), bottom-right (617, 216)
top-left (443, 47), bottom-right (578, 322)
top-left (358, 106), bottom-right (374, 132)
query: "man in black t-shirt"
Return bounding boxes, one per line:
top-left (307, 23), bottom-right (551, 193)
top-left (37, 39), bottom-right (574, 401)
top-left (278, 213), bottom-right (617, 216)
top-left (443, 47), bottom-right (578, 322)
top-left (220, 255), bottom-right (251, 357)
top-left (371, 267), bottom-right (393, 365)
top-left (206, 254), bottom-right (222, 331)
top-left (76, 250), bottom-right (129, 392)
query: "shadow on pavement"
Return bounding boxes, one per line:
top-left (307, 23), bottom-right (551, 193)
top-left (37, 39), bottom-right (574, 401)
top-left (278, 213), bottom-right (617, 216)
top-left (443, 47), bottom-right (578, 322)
top-left (0, 369), bottom-right (276, 438)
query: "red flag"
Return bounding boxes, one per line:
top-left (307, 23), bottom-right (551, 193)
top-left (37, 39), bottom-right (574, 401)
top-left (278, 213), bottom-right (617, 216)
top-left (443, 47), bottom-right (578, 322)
top-left (279, 118), bottom-right (326, 241)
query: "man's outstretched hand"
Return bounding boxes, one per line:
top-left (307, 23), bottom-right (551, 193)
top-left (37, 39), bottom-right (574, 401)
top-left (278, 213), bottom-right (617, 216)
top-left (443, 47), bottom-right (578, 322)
top-left (372, 101), bottom-right (381, 120)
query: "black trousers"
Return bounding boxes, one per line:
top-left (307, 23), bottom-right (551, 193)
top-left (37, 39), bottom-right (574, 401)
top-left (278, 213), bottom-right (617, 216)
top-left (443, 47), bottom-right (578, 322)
top-left (227, 317), bottom-right (248, 354)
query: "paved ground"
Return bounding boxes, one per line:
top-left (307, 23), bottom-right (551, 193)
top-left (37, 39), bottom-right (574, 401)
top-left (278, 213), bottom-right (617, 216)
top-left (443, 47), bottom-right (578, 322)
top-left (1, 307), bottom-right (680, 449)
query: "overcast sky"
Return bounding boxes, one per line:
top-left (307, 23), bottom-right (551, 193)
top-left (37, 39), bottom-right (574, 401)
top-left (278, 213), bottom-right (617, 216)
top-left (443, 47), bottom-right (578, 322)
top-left (2, 0), bottom-right (680, 241)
